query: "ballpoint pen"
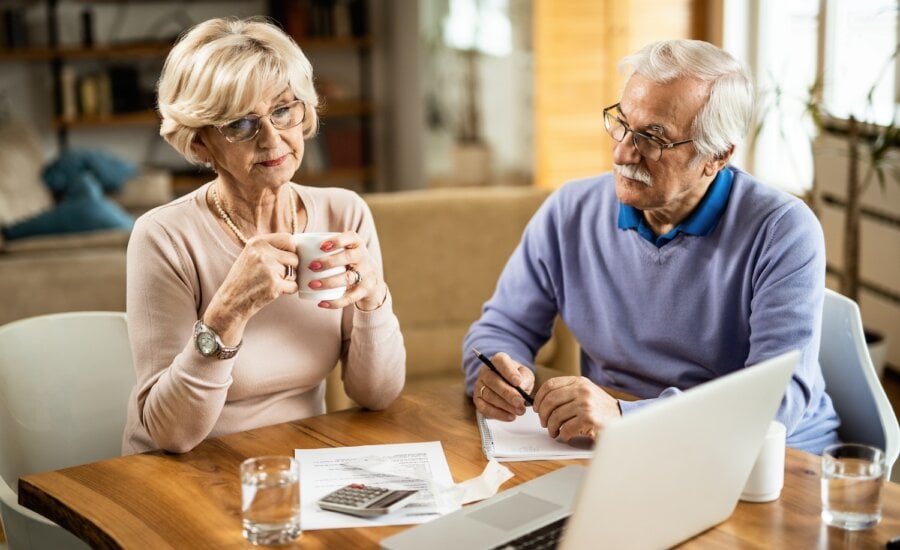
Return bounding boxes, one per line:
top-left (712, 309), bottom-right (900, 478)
top-left (471, 348), bottom-right (534, 405)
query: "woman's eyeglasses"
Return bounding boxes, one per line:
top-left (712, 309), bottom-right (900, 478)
top-left (602, 103), bottom-right (693, 161)
top-left (216, 100), bottom-right (306, 143)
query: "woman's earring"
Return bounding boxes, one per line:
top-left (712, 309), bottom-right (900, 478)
top-left (205, 160), bottom-right (217, 173)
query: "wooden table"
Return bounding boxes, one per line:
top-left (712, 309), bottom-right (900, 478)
top-left (19, 383), bottom-right (900, 549)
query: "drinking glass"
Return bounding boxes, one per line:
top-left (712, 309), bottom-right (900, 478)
top-left (820, 443), bottom-right (885, 530)
top-left (241, 456), bottom-right (302, 545)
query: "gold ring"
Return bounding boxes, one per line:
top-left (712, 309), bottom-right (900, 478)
top-left (480, 385), bottom-right (486, 399)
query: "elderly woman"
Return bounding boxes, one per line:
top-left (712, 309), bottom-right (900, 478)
top-left (122, 17), bottom-right (405, 454)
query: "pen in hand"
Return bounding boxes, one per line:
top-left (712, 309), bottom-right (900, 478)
top-left (471, 348), bottom-right (534, 406)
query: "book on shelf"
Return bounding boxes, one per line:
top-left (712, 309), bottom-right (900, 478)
top-left (60, 64), bottom-right (150, 120)
top-left (274, 0), bottom-right (368, 39)
top-left (108, 65), bottom-right (143, 113)
top-left (60, 65), bottom-right (78, 120)
top-left (321, 121), bottom-right (364, 168)
top-left (2, 7), bottom-right (29, 50)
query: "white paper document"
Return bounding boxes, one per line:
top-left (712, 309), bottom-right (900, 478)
top-left (295, 441), bottom-right (471, 530)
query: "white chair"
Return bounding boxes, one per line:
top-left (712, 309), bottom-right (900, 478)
top-left (0, 312), bottom-right (135, 549)
top-left (819, 289), bottom-right (900, 480)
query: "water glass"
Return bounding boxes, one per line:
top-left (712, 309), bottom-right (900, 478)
top-left (820, 443), bottom-right (885, 530)
top-left (241, 456), bottom-right (302, 545)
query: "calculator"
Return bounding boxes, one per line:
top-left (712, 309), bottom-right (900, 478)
top-left (317, 483), bottom-right (419, 517)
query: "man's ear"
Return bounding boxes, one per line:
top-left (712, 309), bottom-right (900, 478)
top-left (703, 144), bottom-right (735, 177)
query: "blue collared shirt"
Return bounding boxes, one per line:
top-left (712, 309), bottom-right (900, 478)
top-left (617, 167), bottom-right (735, 247)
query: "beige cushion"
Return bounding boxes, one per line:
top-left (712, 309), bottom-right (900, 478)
top-left (366, 186), bottom-right (552, 378)
top-left (323, 186), bottom-right (582, 412)
top-left (113, 167), bottom-right (173, 213)
top-left (0, 229), bottom-right (130, 255)
top-left (0, 120), bottom-right (52, 227)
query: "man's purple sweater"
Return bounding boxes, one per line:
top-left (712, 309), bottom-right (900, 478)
top-left (463, 166), bottom-right (840, 454)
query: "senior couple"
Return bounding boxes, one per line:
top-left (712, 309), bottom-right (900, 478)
top-left (122, 17), bottom-right (839, 456)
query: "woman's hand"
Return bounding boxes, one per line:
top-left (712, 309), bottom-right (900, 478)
top-left (203, 233), bottom-right (299, 344)
top-left (304, 231), bottom-right (388, 311)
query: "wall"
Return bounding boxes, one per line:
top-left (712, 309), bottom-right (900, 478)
top-left (533, 0), bottom-right (709, 190)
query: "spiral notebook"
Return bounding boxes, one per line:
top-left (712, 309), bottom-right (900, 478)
top-left (476, 409), bottom-right (594, 461)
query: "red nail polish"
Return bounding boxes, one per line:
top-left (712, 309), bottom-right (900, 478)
top-left (309, 280), bottom-right (322, 289)
top-left (321, 241), bottom-right (334, 251)
top-left (309, 261), bottom-right (322, 270)
top-left (318, 301), bottom-right (331, 308)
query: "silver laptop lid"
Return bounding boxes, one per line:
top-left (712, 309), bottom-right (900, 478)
top-left (559, 350), bottom-right (798, 549)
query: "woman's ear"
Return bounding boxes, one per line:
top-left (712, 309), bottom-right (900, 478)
top-left (191, 130), bottom-right (211, 164)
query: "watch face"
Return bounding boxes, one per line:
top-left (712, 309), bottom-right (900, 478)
top-left (197, 331), bottom-right (217, 356)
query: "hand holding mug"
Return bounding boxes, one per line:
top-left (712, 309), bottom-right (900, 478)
top-left (295, 231), bottom-right (387, 311)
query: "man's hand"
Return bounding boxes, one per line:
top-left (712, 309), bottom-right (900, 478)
top-left (532, 376), bottom-right (621, 442)
top-left (473, 352), bottom-right (535, 421)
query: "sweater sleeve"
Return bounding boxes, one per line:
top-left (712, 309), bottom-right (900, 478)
top-left (126, 215), bottom-right (234, 454)
top-left (338, 196), bottom-right (406, 409)
top-left (462, 194), bottom-right (562, 395)
top-left (746, 201), bottom-right (833, 442)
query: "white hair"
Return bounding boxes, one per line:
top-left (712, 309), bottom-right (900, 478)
top-left (618, 39), bottom-right (753, 160)
top-left (157, 17), bottom-right (319, 165)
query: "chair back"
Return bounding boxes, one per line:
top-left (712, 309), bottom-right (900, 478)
top-left (819, 289), bottom-right (900, 479)
top-left (0, 311), bottom-right (135, 549)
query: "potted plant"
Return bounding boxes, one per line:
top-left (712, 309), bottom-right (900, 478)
top-left (837, 113), bottom-right (898, 376)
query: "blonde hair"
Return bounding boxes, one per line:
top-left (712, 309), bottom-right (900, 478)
top-left (157, 17), bottom-right (319, 165)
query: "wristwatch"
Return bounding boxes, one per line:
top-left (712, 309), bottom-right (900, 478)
top-left (193, 319), bottom-right (241, 359)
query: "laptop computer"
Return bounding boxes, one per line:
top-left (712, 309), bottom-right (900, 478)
top-left (381, 350), bottom-right (798, 550)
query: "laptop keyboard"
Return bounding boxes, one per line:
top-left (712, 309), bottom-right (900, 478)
top-left (492, 517), bottom-right (568, 550)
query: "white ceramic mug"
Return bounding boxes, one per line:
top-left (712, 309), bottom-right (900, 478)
top-left (293, 232), bottom-right (346, 301)
top-left (740, 420), bottom-right (786, 502)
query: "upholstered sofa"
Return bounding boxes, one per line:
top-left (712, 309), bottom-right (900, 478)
top-left (328, 186), bottom-right (579, 408)
top-left (0, 183), bottom-right (579, 408)
top-left (0, 118), bottom-right (172, 327)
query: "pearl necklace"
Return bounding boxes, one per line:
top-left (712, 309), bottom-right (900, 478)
top-left (211, 184), bottom-right (297, 246)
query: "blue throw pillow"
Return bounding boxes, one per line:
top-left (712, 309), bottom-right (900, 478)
top-left (2, 173), bottom-right (133, 240)
top-left (43, 149), bottom-right (137, 195)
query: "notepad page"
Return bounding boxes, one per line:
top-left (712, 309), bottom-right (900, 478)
top-left (477, 409), bottom-right (594, 462)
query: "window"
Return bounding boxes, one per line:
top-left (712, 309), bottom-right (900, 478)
top-left (725, 0), bottom-right (898, 194)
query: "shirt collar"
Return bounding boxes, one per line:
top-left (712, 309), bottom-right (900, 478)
top-left (617, 166), bottom-right (734, 247)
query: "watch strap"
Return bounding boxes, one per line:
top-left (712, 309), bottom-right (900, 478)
top-left (193, 319), bottom-right (242, 360)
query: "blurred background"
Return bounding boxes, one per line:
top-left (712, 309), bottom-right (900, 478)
top-left (0, 0), bottom-right (897, 371)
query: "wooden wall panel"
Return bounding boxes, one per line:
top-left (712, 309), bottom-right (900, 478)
top-left (534, 0), bottom-right (710, 189)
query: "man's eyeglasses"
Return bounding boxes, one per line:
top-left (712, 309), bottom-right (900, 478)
top-left (602, 103), bottom-right (693, 161)
top-left (216, 100), bottom-right (306, 143)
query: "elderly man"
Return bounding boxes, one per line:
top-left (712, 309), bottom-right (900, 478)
top-left (463, 39), bottom-right (839, 454)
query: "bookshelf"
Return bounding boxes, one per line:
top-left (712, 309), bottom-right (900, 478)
top-left (270, 0), bottom-right (376, 193)
top-left (0, 0), bottom-right (379, 193)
